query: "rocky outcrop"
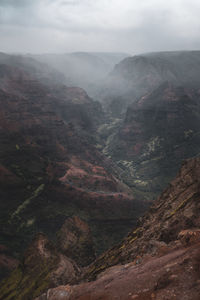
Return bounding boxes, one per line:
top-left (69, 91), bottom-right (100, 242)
top-left (57, 216), bottom-right (96, 267)
top-left (0, 217), bottom-right (96, 299)
top-left (35, 241), bottom-right (200, 300)
top-left (57, 216), bottom-right (95, 266)
top-left (0, 233), bottom-right (80, 300)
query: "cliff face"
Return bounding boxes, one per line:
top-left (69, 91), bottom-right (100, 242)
top-left (0, 59), bottom-right (145, 281)
top-left (34, 156), bottom-right (200, 300)
top-left (104, 83), bottom-right (200, 198)
top-left (98, 52), bottom-right (200, 204)
top-left (102, 51), bottom-right (200, 115)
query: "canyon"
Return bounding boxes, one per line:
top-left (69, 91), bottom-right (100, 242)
top-left (0, 51), bottom-right (200, 299)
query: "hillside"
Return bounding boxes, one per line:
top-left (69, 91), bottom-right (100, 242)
top-left (34, 156), bottom-right (200, 300)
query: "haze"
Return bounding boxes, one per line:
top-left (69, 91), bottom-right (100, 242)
top-left (0, 0), bottom-right (200, 54)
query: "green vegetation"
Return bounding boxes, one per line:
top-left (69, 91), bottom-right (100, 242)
top-left (143, 136), bottom-right (163, 157)
top-left (11, 184), bottom-right (45, 219)
top-left (167, 196), bottom-right (192, 219)
top-left (0, 259), bottom-right (57, 300)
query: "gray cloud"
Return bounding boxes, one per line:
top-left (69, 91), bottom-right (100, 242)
top-left (0, 0), bottom-right (200, 54)
top-left (0, 0), bottom-right (33, 7)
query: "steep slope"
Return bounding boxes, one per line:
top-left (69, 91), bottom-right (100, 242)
top-left (35, 156), bottom-right (200, 300)
top-left (0, 233), bottom-right (81, 300)
top-left (102, 51), bottom-right (200, 116)
top-left (36, 243), bottom-right (200, 300)
top-left (104, 83), bottom-right (200, 198)
top-left (0, 216), bottom-right (96, 300)
top-left (85, 156), bottom-right (200, 278)
top-left (0, 60), bottom-right (145, 281)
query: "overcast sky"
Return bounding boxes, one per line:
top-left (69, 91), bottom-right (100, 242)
top-left (0, 0), bottom-right (200, 54)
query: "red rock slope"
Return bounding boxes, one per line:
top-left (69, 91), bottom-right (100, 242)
top-left (35, 156), bottom-right (200, 300)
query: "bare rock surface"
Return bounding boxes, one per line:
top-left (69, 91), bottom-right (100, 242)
top-left (35, 241), bottom-right (200, 300)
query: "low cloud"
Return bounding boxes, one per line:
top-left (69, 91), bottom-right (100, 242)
top-left (0, 0), bottom-right (200, 54)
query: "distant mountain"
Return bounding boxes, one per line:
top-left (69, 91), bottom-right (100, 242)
top-left (0, 52), bottom-right (65, 86)
top-left (102, 51), bottom-right (200, 116)
top-left (29, 52), bottom-right (129, 97)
